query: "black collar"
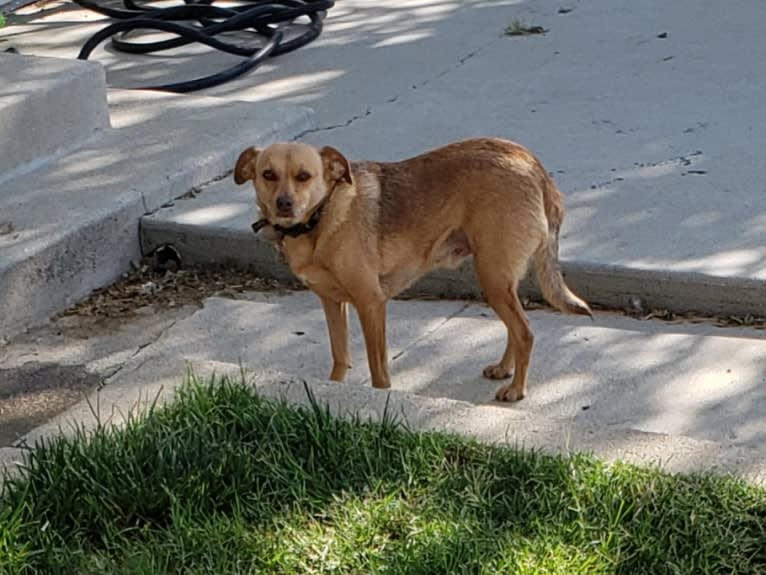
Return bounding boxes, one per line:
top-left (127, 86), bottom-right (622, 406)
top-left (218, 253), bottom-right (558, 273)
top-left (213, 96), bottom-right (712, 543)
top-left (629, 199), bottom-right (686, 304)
top-left (251, 199), bottom-right (326, 239)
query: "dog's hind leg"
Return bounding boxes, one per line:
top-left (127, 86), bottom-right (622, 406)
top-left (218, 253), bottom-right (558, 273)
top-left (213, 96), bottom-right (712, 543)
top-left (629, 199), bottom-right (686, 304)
top-left (472, 231), bottom-right (540, 402)
top-left (489, 287), bottom-right (534, 402)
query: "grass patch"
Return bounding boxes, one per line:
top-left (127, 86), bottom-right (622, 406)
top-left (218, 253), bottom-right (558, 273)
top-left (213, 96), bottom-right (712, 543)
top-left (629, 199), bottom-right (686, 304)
top-left (1, 375), bottom-right (765, 574)
top-left (504, 19), bottom-right (547, 37)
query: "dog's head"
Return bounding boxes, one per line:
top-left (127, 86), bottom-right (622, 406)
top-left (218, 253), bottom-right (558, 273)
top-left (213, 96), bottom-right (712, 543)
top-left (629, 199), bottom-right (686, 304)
top-left (234, 142), bottom-right (352, 228)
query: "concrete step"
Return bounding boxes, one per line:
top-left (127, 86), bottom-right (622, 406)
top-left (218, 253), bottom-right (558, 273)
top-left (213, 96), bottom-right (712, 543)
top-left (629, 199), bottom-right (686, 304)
top-left (10, 291), bottom-right (763, 450)
top-left (140, 176), bottom-right (766, 318)
top-left (0, 53), bottom-right (109, 181)
top-left (1, 74), bottom-right (314, 340)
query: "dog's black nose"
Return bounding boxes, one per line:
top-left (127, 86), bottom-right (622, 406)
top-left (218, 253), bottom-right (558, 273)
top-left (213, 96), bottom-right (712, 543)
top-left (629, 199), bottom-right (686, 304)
top-left (276, 195), bottom-right (293, 213)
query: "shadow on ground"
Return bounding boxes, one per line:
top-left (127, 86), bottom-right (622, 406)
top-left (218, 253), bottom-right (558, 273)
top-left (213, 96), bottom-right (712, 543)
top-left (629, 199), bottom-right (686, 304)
top-left (0, 363), bottom-right (101, 446)
top-left (100, 291), bottom-right (766, 451)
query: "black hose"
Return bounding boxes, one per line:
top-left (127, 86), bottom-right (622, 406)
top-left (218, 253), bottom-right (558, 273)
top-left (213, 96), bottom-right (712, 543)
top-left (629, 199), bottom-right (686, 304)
top-left (74, 0), bottom-right (334, 93)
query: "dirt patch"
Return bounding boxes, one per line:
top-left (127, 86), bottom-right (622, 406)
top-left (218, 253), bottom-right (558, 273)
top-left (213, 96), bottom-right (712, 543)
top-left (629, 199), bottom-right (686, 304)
top-left (403, 291), bottom-right (766, 331)
top-left (60, 261), bottom-right (302, 321)
top-left (0, 363), bottom-right (101, 447)
top-left (607, 304), bottom-right (766, 329)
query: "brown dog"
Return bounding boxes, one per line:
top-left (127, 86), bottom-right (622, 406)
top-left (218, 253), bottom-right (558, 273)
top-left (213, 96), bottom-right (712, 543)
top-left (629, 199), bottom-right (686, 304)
top-left (234, 138), bottom-right (591, 401)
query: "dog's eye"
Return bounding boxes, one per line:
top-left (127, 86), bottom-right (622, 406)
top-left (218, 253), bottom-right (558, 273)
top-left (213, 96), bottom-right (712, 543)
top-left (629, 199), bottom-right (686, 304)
top-left (295, 171), bottom-right (312, 182)
top-left (262, 169), bottom-right (278, 181)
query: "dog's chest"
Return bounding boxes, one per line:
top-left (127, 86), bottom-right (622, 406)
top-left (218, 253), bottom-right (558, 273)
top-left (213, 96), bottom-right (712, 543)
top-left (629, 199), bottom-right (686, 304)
top-left (282, 242), bottom-right (350, 301)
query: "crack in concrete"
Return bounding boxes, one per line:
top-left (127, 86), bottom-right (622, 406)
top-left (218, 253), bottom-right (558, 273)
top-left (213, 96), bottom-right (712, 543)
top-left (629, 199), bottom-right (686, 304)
top-left (410, 46), bottom-right (483, 92)
top-left (102, 317), bottom-right (180, 384)
top-left (633, 150), bottom-right (704, 170)
top-left (391, 302), bottom-right (473, 363)
top-left (298, 41), bottom-right (492, 137)
top-left (590, 150), bottom-right (705, 189)
top-left (142, 170), bottom-right (236, 217)
top-left (181, 170), bottom-right (235, 199)
top-left (296, 107), bottom-right (373, 137)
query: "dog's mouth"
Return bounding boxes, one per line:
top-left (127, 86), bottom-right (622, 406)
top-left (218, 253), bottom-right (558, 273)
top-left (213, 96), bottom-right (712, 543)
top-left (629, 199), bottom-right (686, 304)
top-left (254, 204), bottom-right (296, 227)
top-left (273, 212), bottom-right (298, 226)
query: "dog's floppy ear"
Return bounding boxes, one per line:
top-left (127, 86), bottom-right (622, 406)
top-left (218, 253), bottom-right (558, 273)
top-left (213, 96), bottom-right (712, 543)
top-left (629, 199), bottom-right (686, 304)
top-left (234, 147), bottom-right (261, 185)
top-left (320, 146), bottom-right (352, 185)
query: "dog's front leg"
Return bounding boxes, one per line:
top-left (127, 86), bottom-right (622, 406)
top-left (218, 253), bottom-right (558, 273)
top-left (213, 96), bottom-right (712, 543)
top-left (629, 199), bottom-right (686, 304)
top-left (319, 296), bottom-right (351, 381)
top-left (355, 298), bottom-right (391, 389)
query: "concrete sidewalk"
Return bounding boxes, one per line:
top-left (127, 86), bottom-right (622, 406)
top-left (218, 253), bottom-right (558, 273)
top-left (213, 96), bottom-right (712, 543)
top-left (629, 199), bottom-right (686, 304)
top-left (6, 0), bottom-right (762, 313)
top-left (3, 291), bottom-right (765, 485)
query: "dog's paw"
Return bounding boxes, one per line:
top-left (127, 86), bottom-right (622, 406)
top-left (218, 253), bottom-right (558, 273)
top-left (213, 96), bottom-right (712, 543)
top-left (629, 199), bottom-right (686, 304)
top-left (482, 364), bottom-right (513, 380)
top-left (495, 384), bottom-right (526, 402)
top-left (329, 365), bottom-right (350, 382)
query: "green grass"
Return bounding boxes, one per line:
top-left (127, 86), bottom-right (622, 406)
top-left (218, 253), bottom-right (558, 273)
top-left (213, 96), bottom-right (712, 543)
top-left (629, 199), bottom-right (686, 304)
top-left (1, 375), bottom-right (764, 574)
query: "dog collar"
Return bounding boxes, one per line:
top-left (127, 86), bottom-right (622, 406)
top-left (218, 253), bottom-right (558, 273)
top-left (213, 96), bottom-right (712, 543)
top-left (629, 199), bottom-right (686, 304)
top-left (251, 200), bottom-right (325, 239)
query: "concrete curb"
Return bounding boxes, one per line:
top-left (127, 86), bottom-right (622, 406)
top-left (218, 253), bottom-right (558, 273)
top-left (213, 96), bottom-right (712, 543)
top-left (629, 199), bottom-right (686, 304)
top-left (3, 364), bottom-right (765, 486)
top-left (1, 87), bottom-right (314, 339)
top-left (141, 179), bottom-right (766, 317)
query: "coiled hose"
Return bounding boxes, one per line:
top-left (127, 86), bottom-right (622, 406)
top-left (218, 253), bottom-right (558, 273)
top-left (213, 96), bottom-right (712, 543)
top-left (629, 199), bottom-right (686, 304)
top-left (75, 0), bottom-right (334, 93)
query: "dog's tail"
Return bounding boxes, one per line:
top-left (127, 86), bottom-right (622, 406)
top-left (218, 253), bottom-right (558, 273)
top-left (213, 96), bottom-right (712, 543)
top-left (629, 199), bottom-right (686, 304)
top-left (533, 178), bottom-right (592, 317)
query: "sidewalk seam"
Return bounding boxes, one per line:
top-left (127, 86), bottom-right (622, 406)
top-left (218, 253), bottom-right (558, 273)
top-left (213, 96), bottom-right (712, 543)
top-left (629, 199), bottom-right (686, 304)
top-left (103, 317), bottom-right (181, 383)
top-left (356, 302), bottom-right (472, 387)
